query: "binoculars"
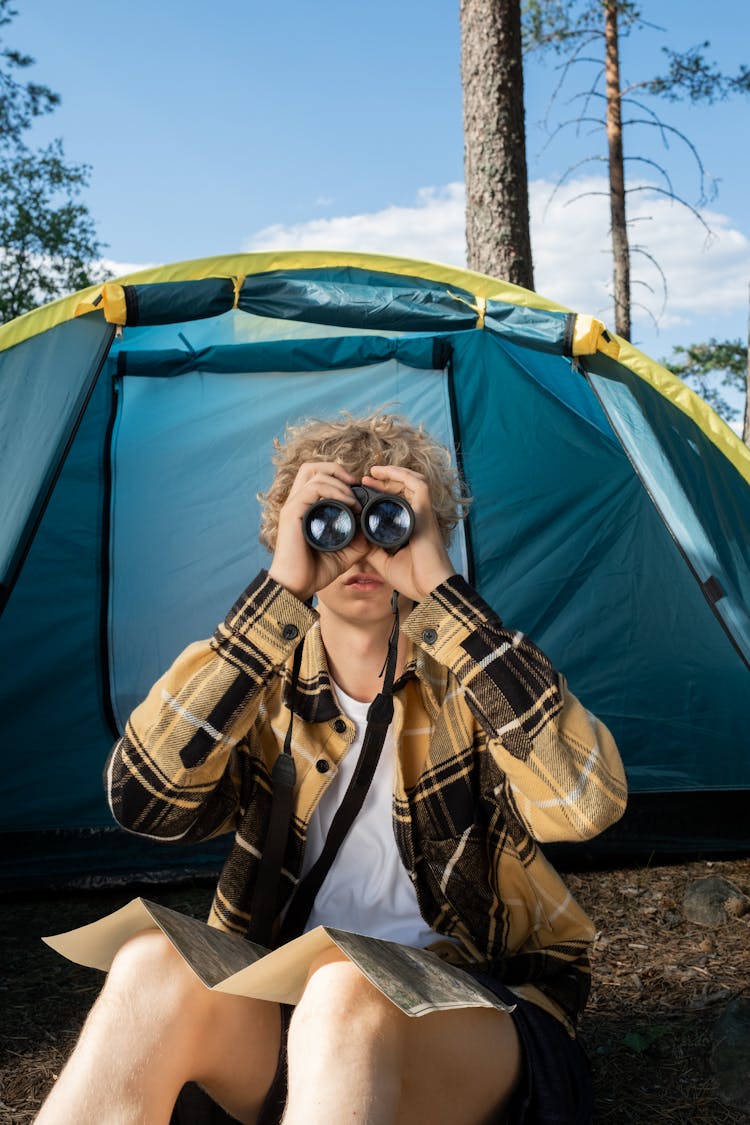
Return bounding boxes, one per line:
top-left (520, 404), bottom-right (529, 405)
top-left (303, 484), bottom-right (415, 553)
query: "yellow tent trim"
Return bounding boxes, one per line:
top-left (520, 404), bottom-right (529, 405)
top-left (0, 250), bottom-right (569, 355)
top-left (232, 274), bottom-right (245, 308)
top-left (0, 248), bottom-right (747, 485)
top-left (611, 336), bottom-right (750, 486)
top-left (100, 283), bottom-right (128, 326)
top-left (573, 315), bottom-right (620, 359)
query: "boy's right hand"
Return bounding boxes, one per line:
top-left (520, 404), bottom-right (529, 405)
top-left (267, 462), bottom-right (369, 601)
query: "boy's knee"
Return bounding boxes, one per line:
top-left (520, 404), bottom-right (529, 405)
top-left (108, 928), bottom-right (176, 983)
top-left (105, 929), bottom-right (203, 1015)
top-left (290, 956), bottom-right (400, 1047)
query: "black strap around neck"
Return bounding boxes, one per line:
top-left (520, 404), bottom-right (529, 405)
top-left (247, 594), bottom-right (402, 946)
top-left (277, 594), bottom-right (400, 945)
top-left (245, 638), bottom-right (304, 945)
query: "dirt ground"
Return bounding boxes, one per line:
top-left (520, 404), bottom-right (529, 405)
top-left (1, 856), bottom-right (748, 1123)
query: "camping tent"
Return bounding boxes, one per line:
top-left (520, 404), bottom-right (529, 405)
top-left (1, 251), bottom-right (748, 888)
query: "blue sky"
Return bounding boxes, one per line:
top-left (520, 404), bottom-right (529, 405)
top-left (11, 0), bottom-right (750, 368)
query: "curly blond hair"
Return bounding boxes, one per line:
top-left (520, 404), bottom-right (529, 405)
top-left (258, 411), bottom-right (471, 550)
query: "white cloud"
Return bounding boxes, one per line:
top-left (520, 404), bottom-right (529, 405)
top-left (245, 184), bottom-right (467, 269)
top-left (101, 257), bottom-right (158, 280)
top-left (531, 176), bottom-right (750, 322)
top-left (244, 177), bottom-right (750, 354)
top-left (97, 184), bottom-right (749, 360)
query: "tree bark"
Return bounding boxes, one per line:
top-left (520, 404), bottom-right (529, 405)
top-left (461, 0), bottom-right (534, 288)
top-left (604, 0), bottom-right (631, 340)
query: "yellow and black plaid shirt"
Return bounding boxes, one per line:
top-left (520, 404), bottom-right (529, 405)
top-left (106, 571), bottom-right (627, 1032)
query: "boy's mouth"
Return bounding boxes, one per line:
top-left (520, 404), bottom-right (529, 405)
top-left (345, 573), bottom-right (382, 589)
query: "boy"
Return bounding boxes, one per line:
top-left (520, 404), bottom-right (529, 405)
top-left (37, 412), bottom-right (627, 1124)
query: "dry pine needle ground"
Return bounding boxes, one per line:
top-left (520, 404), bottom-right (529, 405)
top-left (1, 857), bottom-right (748, 1123)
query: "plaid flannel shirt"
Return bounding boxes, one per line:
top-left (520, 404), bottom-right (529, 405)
top-left (106, 571), bottom-right (627, 1032)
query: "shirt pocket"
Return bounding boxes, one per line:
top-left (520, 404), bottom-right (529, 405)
top-left (420, 818), bottom-right (557, 955)
top-left (419, 824), bottom-right (496, 933)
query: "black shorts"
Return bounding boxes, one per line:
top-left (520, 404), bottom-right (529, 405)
top-left (171, 976), bottom-right (592, 1125)
top-left (468, 971), bottom-right (593, 1125)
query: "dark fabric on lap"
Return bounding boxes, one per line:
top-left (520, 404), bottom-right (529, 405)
top-left (465, 969), bottom-right (594, 1125)
top-left (170, 1083), bottom-right (228, 1124)
top-left (169, 980), bottom-right (591, 1125)
top-left (169, 1005), bottom-right (292, 1125)
top-left (256, 1004), bottom-right (291, 1125)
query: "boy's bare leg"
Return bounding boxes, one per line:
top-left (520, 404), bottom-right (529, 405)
top-left (38, 937), bottom-right (521, 1125)
top-left (35, 929), bottom-right (281, 1125)
top-left (283, 951), bottom-right (522, 1125)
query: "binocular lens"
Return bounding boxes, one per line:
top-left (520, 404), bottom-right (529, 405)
top-left (303, 485), bottom-right (415, 552)
top-left (304, 503), bottom-right (355, 551)
top-left (363, 499), bottom-right (412, 547)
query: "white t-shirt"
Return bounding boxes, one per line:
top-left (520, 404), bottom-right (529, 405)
top-left (299, 682), bottom-right (436, 948)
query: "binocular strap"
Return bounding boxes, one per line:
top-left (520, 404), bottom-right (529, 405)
top-left (249, 593), bottom-right (401, 948)
top-left (246, 638), bottom-right (305, 946)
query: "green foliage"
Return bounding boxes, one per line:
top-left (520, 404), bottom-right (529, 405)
top-left (646, 43), bottom-right (750, 104)
top-left (664, 339), bottom-right (747, 423)
top-left (0, 1), bottom-right (106, 323)
top-left (522, 0), bottom-right (750, 106)
top-left (521, 0), bottom-right (748, 111)
top-left (622, 1024), bottom-right (671, 1053)
top-left (522, 0), bottom-right (640, 52)
top-left (523, 0), bottom-right (583, 51)
top-left (520, 1), bottom-right (748, 340)
top-left (0, 140), bottom-right (107, 321)
top-left (0, 0), bottom-right (59, 149)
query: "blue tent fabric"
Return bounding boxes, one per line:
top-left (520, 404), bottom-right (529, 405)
top-left (115, 332), bottom-right (448, 379)
top-left (0, 366), bottom-right (113, 829)
top-left (0, 314), bottom-right (114, 602)
top-left (116, 277), bottom-right (236, 326)
top-left (586, 354), bottom-right (750, 664)
top-left (444, 332), bottom-right (748, 794)
top-left (107, 351), bottom-right (466, 730)
top-left (0, 253), bottom-right (747, 886)
top-left (238, 271), bottom-right (477, 332)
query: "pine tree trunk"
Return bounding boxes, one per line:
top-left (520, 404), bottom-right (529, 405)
top-left (461, 0), bottom-right (534, 288)
top-left (604, 0), bottom-right (631, 340)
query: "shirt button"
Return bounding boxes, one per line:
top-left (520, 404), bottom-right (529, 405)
top-left (282, 624), bottom-right (299, 641)
top-left (316, 759), bottom-right (330, 774)
top-left (332, 718), bottom-right (347, 734)
top-left (422, 627), bottom-right (438, 645)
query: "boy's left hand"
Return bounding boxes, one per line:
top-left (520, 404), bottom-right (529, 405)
top-left (362, 465), bottom-right (456, 603)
